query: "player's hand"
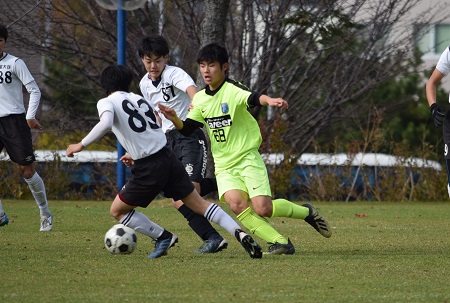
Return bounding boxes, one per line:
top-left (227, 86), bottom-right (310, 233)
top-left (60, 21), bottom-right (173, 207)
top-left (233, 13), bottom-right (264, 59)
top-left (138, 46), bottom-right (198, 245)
top-left (265, 97), bottom-right (288, 110)
top-left (66, 142), bottom-right (84, 157)
top-left (27, 119), bottom-right (43, 130)
top-left (158, 104), bottom-right (177, 119)
top-left (120, 153), bottom-right (134, 167)
top-left (430, 103), bottom-right (445, 127)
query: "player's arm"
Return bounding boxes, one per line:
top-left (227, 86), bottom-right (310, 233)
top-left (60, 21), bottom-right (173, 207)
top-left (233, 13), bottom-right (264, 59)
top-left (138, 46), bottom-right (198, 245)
top-left (24, 80), bottom-right (43, 130)
top-left (158, 103), bottom-right (202, 135)
top-left (66, 111), bottom-right (113, 157)
top-left (426, 69), bottom-right (446, 127)
top-left (186, 85), bottom-right (198, 100)
top-left (426, 69), bottom-right (445, 106)
top-left (247, 92), bottom-right (288, 110)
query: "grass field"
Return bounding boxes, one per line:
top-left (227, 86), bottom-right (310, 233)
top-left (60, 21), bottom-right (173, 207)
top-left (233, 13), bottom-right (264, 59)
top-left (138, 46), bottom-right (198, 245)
top-left (1, 199), bottom-right (449, 303)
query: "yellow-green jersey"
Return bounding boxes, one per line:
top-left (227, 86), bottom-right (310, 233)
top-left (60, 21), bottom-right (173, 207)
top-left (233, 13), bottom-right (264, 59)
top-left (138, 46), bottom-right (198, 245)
top-left (187, 79), bottom-right (262, 172)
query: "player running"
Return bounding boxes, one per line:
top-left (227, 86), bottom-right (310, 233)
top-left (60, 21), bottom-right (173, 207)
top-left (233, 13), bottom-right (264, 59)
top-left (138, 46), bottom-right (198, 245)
top-left (159, 43), bottom-right (332, 255)
top-left (137, 35), bottom-right (227, 254)
top-left (66, 65), bottom-right (262, 259)
top-left (0, 24), bottom-right (53, 231)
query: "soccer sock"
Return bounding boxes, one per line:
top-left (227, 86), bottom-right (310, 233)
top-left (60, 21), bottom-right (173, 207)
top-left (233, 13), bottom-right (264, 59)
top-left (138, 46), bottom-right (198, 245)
top-left (24, 172), bottom-right (51, 218)
top-left (120, 209), bottom-right (164, 239)
top-left (271, 198), bottom-right (309, 219)
top-left (199, 177), bottom-right (218, 196)
top-left (177, 204), bottom-right (219, 240)
top-left (0, 200), bottom-right (4, 215)
top-left (237, 207), bottom-right (287, 244)
top-left (203, 203), bottom-right (240, 236)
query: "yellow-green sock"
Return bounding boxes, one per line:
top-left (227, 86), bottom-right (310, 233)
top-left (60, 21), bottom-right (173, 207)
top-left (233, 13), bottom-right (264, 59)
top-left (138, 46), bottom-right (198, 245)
top-left (237, 207), bottom-right (287, 244)
top-left (271, 198), bottom-right (309, 219)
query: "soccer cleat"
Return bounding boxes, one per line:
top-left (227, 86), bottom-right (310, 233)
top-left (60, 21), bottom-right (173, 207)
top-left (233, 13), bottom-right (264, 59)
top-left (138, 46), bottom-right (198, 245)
top-left (268, 238), bottom-right (295, 255)
top-left (40, 215), bottom-right (53, 232)
top-left (195, 236), bottom-right (228, 254)
top-left (0, 213), bottom-right (9, 227)
top-left (235, 229), bottom-right (263, 259)
top-left (302, 203), bottom-right (332, 238)
top-left (148, 233), bottom-right (178, 259)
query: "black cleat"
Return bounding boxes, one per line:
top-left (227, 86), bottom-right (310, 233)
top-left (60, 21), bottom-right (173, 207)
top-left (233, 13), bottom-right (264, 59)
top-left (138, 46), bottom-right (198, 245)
top-left (235, 229), bottom-right (263, 259)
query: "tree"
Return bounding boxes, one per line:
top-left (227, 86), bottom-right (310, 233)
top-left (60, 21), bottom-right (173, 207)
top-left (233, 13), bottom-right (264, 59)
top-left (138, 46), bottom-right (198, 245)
top-left (2, 0), bottom-right (448, 156)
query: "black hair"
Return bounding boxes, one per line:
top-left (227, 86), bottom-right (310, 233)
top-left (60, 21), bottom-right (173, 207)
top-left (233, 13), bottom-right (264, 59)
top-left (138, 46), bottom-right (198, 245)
top-left (0, 24), bottom-right (8, 41)
top-left (196, 43), bottom-right (229, 66)
top-left (100, 65), bottom-right (133, 95)
top-left (137, 35), bottom-right (169, 58)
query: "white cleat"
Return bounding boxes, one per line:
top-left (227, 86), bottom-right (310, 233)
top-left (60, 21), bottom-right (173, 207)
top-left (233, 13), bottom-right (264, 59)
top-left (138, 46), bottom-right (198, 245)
top-left (40, 215), bottom-right (53, 232)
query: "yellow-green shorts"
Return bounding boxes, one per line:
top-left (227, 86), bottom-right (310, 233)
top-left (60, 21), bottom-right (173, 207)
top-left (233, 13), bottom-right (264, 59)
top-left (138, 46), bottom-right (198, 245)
top-left (216, 149), bottom-right (272, 202)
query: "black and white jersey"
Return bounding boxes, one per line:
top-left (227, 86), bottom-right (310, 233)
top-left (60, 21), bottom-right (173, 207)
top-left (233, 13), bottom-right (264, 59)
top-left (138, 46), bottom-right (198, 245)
top-left (97, 91), bottom-right (167, 160)
top-left (139, 65), bottom-right (196, 133)
top-left (0, 53), bottom-right (39, 118)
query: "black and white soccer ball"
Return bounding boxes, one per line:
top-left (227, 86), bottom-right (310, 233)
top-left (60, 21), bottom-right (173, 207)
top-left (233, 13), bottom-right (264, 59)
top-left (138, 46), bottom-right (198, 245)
top-left (104, 224), bottom-right (137, 254)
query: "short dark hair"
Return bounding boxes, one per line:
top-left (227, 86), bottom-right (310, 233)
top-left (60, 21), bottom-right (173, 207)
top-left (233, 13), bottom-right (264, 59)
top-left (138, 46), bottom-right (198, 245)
top-left (197, 43), bottom-right (229, 66)
top-left (138, 35), bottom-right (169, 58)
top-left (100, 65), bottom-right (133, 95)
top-left (0, 24), bottom-right (8, 41)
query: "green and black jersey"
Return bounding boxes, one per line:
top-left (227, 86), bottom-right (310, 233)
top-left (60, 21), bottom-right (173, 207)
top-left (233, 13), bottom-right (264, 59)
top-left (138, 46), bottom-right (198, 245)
top-left (187, 79), bottom-right (262, 172)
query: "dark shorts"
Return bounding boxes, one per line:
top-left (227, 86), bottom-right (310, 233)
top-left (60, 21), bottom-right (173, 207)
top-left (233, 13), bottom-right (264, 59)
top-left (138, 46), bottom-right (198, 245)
top-left (0, 114), bottom-right (35, 165)
top-left (118, 146), bottom-right (195, 207)
top-left (444, 108), bottom-right (450, 159)
top-left (166, 128), bottom-right (208, 183)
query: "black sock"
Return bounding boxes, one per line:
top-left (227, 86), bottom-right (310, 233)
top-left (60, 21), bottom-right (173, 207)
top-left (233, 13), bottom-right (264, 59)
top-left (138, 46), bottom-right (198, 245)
top-left (177, 204), bottom-right (221, 241)
top-left (199, 177), bottom-right (218, 196)
top-left (158, 229), bottom-right (173, 240)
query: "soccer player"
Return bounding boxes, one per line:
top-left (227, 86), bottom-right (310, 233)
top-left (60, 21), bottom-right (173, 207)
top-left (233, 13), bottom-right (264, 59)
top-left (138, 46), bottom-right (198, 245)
top-left (137, 36), bottom-right (227, 254)
top-left (426, 46), bottom-right (450, 197)
top-left (0, 24), bottom-right (53, 231)
top-left (159, 43), bottom-right (332, 255)
top-left (66, 65), bottom-right (262, 259)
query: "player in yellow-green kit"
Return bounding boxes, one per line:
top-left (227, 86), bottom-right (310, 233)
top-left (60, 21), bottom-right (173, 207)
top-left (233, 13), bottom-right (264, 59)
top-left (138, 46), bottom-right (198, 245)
top-left (159, 43), bottom-right (332, 254)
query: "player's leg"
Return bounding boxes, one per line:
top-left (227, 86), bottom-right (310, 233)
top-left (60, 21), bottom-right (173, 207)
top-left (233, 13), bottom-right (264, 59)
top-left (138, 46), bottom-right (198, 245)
top-left (6, 114), bottom-right (52, 231)
top-left (116, 152), bottom-right (180, 259)
top-left (180, 189), bottom-right (262, 258)
top-left (110, 195), bottom-right (177, 259)
top-left (443, 108), bottom-right (450, 197)
top-left (171, 130), bottom-right (226, 253)
top-left (246, 151), bottom-right (332, 239)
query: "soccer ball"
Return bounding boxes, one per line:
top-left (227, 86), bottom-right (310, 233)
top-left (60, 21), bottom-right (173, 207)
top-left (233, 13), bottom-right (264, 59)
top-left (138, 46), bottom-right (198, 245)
top-left (104, 224), bottom-right (137, 254)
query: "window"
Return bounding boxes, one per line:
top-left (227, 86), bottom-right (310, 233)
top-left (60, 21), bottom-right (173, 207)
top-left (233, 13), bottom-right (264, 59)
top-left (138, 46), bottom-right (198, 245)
top-left (416, 24), bottom-right (450, 55)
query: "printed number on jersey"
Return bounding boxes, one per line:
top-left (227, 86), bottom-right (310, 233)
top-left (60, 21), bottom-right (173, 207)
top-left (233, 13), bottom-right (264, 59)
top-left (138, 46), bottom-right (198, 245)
top-left (122, 99), bottom-right (159, 132)
top-left (0, 71), bottom-right (13, 84)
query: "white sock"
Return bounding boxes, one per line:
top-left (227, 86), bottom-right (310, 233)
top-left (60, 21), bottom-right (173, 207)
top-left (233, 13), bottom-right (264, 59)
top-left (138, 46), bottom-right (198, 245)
top-left (24, 172), bottom-right (51, 218)
top-left (120, 210), bottom-right (164, 239)
top-left (204, 203), bottom-right (240, 236)
top-left (0, 200), bottom-right (4, 216)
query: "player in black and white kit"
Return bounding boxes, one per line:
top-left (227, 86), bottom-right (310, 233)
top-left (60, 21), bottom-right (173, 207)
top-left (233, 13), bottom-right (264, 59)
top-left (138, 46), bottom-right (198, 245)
top-left (66, 65), bottom-right (262, 259)
top-left (0, 24), bottom-right (53, 231)
top-left (426, 46), bottom-right (450, 197)
top-left (138, 36), bottom-right (226, 254)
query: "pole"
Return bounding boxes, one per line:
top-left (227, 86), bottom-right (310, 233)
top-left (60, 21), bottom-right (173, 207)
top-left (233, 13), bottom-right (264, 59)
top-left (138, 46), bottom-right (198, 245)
top-left (116, 8), bottom-right (126, 190)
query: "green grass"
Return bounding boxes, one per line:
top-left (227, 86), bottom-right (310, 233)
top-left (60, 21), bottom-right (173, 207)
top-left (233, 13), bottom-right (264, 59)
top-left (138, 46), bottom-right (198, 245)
top-left (1, 200), bottom-right (450, 303)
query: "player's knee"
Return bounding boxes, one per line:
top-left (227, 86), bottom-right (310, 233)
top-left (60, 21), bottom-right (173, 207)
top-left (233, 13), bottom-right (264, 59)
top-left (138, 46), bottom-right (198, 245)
top-left (253, 204), bottom-right (273, 217)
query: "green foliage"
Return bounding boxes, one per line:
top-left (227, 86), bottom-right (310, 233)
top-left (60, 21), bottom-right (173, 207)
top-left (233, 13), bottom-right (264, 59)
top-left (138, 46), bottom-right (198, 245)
top-left (1, 200), bottom-right (450, 303)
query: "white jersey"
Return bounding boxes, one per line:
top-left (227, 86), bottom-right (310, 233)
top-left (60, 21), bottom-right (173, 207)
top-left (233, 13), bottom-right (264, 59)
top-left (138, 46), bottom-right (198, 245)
top-left (97, 91), bottom-right (167, 160)
top-left (436, 46), bottom-right (450, 76)
top-left (436, 46), bottom-right (450, 103)
top-left (139, 65), bottom-right (196, 133)
top-left (0, 53), bottom-right (40, 118)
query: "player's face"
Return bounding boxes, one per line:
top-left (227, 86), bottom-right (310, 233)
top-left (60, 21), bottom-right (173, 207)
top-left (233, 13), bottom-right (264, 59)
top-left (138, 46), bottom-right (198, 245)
top-left (141, 54), bottom-right (168, 81)
top-left (199, 61), bottom-right (228, 91)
